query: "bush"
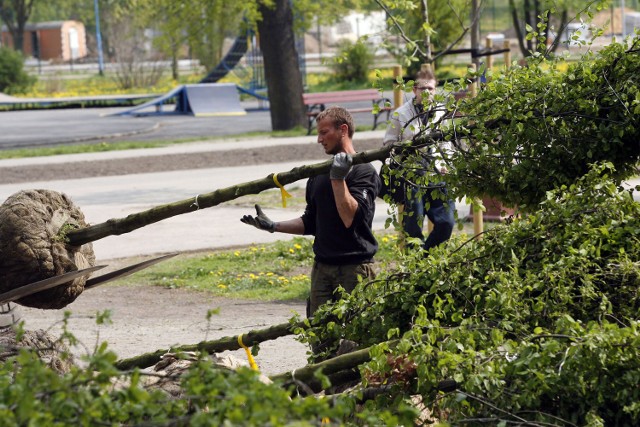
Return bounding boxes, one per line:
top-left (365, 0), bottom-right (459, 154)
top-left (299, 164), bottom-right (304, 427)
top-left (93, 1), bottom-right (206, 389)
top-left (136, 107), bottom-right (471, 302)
top-left (330, 40), bottom-right (374, 83)
top-left (0, 47), bottom-right (35, 94)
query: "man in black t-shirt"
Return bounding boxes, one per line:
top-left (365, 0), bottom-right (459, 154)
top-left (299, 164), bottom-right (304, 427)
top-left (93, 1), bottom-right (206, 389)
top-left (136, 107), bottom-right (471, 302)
top-left (241, 106), bottom-right (381, 317)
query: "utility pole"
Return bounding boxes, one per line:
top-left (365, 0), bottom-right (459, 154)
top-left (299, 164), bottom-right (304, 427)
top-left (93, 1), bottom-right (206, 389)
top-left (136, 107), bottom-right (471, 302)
top-left (621, 0), bottom-right (626, 38)
top-left (94, 0), bottom-right (105, 76)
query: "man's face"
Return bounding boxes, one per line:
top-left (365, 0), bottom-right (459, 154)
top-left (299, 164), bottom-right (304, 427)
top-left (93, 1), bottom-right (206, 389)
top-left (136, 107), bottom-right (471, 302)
top-left (316, 118), bottom-right (346, 155)
top-left (413, 78), bottom-right (437, 104)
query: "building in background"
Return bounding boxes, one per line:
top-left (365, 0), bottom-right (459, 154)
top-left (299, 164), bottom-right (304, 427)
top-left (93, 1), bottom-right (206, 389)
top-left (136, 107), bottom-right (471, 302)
top-left (1, 21), bottom-right (87, 62)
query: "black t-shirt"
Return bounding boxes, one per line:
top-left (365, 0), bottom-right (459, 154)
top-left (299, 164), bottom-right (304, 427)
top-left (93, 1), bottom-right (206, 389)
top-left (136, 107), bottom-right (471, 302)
top-left (301, 163), bottom-right (381, 265)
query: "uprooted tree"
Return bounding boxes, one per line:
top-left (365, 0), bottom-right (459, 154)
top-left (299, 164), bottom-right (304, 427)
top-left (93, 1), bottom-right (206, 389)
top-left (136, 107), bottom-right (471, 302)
top-left (2, 164), bottom-right (639, 425)
top-left (0, 23), bottom-right (639, 425)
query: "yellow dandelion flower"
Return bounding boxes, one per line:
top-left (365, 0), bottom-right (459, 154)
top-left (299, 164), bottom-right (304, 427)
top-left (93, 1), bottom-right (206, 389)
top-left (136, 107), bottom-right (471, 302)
top-left (294, 243), bottom-right (302, 250)
top-left (217, 284), bottom-right (227, 289)
top-left (234, 251), bottom-right (240, 257)
top-left (289, 248), bottom-right (295, 254)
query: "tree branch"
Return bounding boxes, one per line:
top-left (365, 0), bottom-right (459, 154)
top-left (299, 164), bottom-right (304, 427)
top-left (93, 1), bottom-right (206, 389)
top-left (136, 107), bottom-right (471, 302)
top-left (66, 145), bottom-right (393, 247)
top-left (114, 320), bottom-right (304, 370)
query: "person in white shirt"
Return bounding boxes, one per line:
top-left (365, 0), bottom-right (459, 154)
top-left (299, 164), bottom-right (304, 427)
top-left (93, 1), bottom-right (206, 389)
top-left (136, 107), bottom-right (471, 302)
top-left (383, 68), bottom-right (455, 252)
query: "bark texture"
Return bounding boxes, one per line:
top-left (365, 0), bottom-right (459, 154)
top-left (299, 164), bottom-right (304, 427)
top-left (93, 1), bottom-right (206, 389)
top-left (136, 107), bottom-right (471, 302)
top-left (0, 189), bottom-right (95, 309)
top-left (257, 0), bottom-right (307, 130)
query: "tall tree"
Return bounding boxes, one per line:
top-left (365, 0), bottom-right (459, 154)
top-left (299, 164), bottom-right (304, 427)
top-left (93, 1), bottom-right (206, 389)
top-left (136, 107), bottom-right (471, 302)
top-left (144, 0), bottom-right (185, 80)
top-left (508, 0), bottom-right (607, 57)
top-left (258, 0), bottom-right (373, 130)
top-left (185, 0), bottom-right (246, 73)
top-left (375, 0), bottom-right (471, 72)
top-left (0, 0), bottom-right (37, 53)
top-left (509, 0), bottom-right (568, 57)
top-left (257, 0), bottom-right (307, 130)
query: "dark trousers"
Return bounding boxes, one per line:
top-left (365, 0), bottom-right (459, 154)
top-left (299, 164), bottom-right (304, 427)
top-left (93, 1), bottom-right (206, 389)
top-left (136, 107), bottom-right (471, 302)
top-left (307, 261), bottom-right (376, 318)
top-left (403, 184), bottom-right (455, 251)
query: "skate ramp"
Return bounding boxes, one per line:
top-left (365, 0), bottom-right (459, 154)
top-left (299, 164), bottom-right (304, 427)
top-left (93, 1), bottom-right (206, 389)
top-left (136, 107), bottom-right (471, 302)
top-left (112, 83), bottom-right (246, 117)
top-left (179, 83), bottom-right (246, 117)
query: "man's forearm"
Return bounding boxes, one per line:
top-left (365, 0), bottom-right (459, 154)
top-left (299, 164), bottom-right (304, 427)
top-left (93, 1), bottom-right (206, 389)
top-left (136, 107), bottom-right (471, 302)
top-left (331, 180), bottom-right (358, 228)
top-left (274, 217), bottom-right (305, 235)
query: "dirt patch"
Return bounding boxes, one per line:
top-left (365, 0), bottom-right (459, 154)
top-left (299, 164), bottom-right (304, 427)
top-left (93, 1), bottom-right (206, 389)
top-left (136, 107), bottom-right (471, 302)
top-left (18, 280), bottom-right (309, 376)
top-left (4, 138), bottom-right (382, 184)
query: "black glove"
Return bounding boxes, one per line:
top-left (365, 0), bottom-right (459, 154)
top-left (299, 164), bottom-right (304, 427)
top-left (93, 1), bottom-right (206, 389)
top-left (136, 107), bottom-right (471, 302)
top-left (330, 152), bottom-right (353, 180)
top-left (240, 204), bottom-right (276, 233)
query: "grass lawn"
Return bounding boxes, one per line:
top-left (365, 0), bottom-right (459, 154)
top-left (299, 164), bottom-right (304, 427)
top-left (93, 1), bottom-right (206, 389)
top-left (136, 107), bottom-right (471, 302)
top-left (114, 219), bottom-right (483, 302)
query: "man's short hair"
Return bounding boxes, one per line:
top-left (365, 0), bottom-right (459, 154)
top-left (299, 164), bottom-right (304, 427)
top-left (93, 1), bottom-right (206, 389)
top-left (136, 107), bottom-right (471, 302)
top-left (316, 106), bottom-right (355, 138)
top-left (415, 68), bottom-right (437, 83)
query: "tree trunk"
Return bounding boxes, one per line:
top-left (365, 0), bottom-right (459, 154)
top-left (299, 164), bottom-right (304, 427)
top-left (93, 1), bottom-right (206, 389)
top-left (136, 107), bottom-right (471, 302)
top-left (524, 0), bottom-right (533, 53)
top-left (256, 0), bottom-right (306, 131)
top-left (509, 0), bottom-right (527, 58)
top-left (548, 10), bottom-right (568, 54)
top-left (0, 0), bottom-right (33, 53)
top-left (171, 50), bottom-right (178, 81)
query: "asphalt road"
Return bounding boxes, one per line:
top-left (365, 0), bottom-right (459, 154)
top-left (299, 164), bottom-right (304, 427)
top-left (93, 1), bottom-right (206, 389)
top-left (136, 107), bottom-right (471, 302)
top-left (0, 100), bottom-right (387, 149)
top-left (0, 104), bottom-right (271, 149)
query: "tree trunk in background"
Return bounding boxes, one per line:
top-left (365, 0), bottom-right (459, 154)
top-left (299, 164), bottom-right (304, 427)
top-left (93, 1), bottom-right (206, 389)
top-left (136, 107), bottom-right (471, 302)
top-left (509, 0), bottom-right (568, 58)
top-left (257, 0), bottom-right (306, 131)
top-left (0, 0), bottom-right (34, 53)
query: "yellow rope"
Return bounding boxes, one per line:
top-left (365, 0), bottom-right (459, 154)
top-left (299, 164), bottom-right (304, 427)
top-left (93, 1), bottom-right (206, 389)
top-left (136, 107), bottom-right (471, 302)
top-left (272, 173), bottom-right (292, 208)
top-left (237, 334), bottom-right (259, 371)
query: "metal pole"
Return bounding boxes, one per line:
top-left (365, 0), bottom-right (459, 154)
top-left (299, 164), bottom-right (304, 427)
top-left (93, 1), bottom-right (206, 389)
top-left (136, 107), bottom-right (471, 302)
top-left (317, 18), bottom-right (321, 59)
top-left (621, 0), bottom-right (626, 38)
top-left (468, 62), bottom-right (483, 238)
top-left (94, 0), bottom-right (105, 76)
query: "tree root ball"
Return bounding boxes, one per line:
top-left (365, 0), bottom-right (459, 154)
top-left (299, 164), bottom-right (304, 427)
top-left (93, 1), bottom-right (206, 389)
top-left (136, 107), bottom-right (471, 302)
top-left (0, 189), bottom-right (95, 309)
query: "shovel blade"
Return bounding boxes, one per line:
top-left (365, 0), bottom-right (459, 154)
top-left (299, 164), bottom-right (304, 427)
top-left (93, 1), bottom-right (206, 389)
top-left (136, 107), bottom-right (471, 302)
top-left (84, 253), bottom-right (178, 291)
top-left (0, 265), bottom-right (106, 305)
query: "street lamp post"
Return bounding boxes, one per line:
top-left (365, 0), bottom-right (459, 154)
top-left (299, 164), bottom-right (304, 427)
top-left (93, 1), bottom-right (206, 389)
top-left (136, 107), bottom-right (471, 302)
top-left (94, 0), bottom-right (105, 75)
